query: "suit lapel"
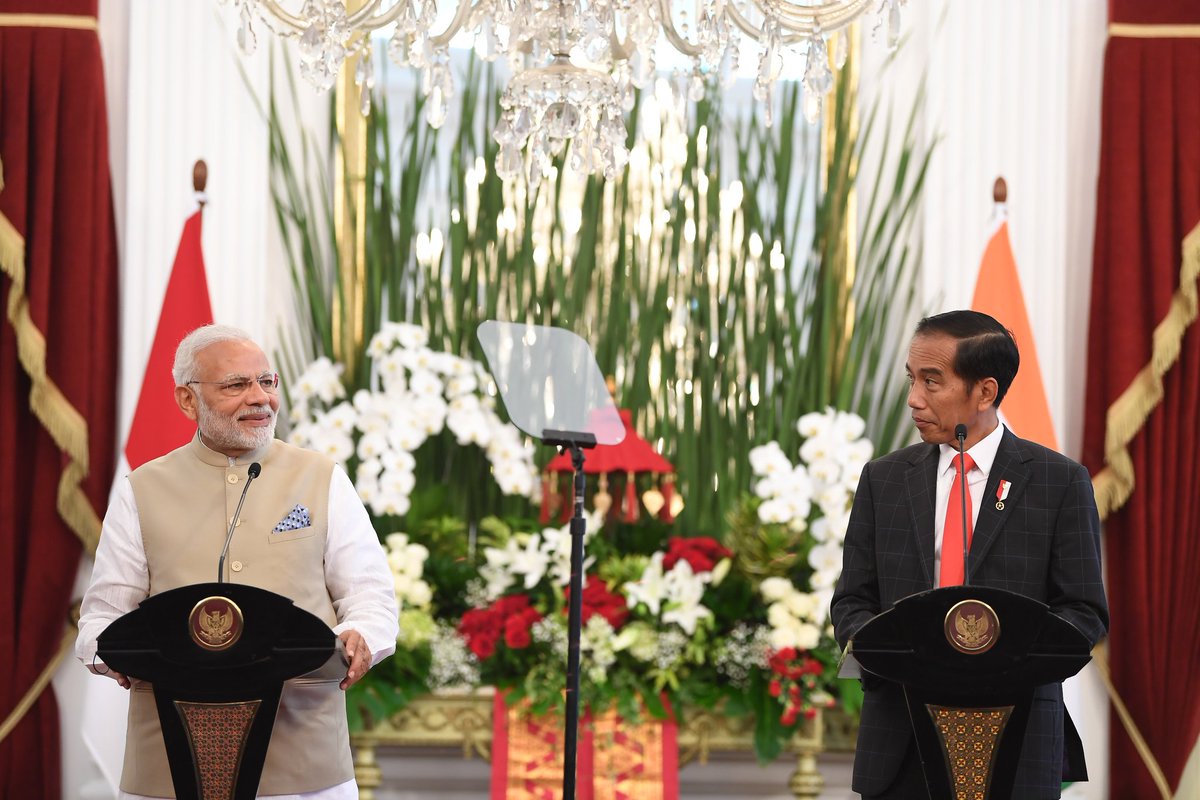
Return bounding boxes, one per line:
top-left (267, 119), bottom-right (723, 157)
top-left (905, 446), bottom-right (939, 587)
top-left (967, 429), bottom-right (1031, 580)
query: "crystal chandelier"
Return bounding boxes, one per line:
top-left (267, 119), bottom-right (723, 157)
top-left (226, 0), bottom-right (904, 182)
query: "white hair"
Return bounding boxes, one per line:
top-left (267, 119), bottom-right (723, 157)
top-left (172, 324), bottom-right (255, 386)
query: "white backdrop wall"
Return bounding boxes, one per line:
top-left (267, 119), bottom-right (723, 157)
top-left (58, 1), bottom-right (1112, 796)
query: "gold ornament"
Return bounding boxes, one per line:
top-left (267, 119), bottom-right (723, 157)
top-left (641, 488), bottom-right (665, 516)
top-left (669, 493), bottom-right (684, 518)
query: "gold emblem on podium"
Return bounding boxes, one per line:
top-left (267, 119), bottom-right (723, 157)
top-left (189, 596), bottom-right (244, 651)
top-left (944, 599), bottom-right (999, 654)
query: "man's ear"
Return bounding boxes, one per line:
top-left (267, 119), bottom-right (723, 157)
top-left (176, 385), bottom-right (199, 422)
top-left (976, 377), bottom-right (999, 410)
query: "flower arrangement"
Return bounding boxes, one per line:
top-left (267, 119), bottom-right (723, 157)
top-left (287, 322), bottom-right (540, 518)
top-left (322, 401), bottom-right (872, 761)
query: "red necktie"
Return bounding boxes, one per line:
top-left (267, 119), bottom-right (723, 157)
top-left (939, 453), bottom-right (977, 587)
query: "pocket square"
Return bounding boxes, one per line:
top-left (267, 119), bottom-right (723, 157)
top-left (274, 505), bottom-right (312, 533)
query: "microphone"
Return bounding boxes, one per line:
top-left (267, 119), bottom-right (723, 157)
top-left (218, 462), bottom-right (261, 583)
top-left (954, 425), bottom-right (970, 587)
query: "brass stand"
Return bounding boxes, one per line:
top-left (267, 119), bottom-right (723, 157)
top-left (351, 691), bottom-right (846, 800)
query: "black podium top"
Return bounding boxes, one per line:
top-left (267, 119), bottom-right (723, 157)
top-left (846, 585), bottom-right (1092, 696)
top-left (98, 582), bottom-right (335, 689)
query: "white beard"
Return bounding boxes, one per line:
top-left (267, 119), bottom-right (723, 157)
top-left (197, 399), bottom-right (277, 453)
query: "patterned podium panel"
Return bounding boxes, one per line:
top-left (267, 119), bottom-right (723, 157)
top-left (925, 705), bottom-right (1013, 800)
top-left (175, 700), bottom-right (262, 800)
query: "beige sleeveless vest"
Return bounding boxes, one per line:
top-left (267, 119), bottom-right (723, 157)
top-left (121, 436), bottom-right (354, 796)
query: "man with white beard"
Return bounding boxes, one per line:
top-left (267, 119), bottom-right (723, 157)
top-left (76, 324), bottom-right (398, 799)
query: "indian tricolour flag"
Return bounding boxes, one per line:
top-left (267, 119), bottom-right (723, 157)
top-left (970, 208), bottom-right (1059, 451)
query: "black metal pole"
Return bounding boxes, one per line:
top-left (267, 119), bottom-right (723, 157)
top-left (562, 444), bottom-right (587, 800)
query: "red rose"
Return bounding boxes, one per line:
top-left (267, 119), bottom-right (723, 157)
top-left (504, 613), bottom-right (534, 649)
top-left (463, 625), bottom-right (499, 659)
top-left (564, 575), bottom-right (629, 630)
top-left (459, 594), bottom-right (542, 659)
top-left (662, 536), bottom-right (732, 573)
top-left (769, 679), bottom-right (783, 698)
top-left (769, 647), bottom-right (799, 674)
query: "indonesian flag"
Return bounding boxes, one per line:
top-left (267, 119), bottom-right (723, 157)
top-left (82, 204), bottom-right (214, 791)
top-left (124, 208), bottom-right (214, 468)
top-left (970, 210), bottom-right (1059, 452)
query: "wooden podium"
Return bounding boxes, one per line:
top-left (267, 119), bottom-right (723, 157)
top-left (844, 586), bottom-right (1092, 800)
top-left (97, 583), bottom-right (341, 800)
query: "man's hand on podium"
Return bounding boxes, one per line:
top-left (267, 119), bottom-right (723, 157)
top-left (338, 629), bottom-right (370, 690)
top-left (88, 659), bottom-right (131, 688)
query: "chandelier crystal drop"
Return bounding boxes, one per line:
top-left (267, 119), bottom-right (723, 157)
top-left (224, 0), bottom-right (905, 181)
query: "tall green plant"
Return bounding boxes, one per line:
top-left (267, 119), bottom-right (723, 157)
top-left (268, 55), bottom-right (932, 534)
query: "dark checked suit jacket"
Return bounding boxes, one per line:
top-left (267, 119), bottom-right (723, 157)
top-left (830, 427), bottom-right (1109, 798)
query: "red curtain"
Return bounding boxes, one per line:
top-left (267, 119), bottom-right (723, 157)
top-left (0, 0), bottom-right (119, 796)
top-left (1082, 1), bottom-right (1200, 796)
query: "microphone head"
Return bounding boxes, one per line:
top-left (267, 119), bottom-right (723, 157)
top-left (248, 462), bottom-right (262, 479)
top-left (954, 424), bottom-right (968, 441)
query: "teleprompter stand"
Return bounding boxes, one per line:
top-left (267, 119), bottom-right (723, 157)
top-left (542, 428), bottom-right (597, 800)
top-left (476, 320), bottom-right (625, 799)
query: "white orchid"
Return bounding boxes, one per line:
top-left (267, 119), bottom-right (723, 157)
top-left (389, 322), bottom-right (428, 350)
top-left (757, 498), bottom-right (791, 524)
top-left (308, 429), bottom-right (354, 463)
top-left (759, 576), bottom-right (793, 602)
top-left (769, 618), bottom-right (821, 651)
top-left (382, 449), bottom-right (416, 473)
top-left (373, 493), bottom-right (411, 518)
top-left (292, 357), bottom-right (346, 407)
top-left (292, 333), bottom-right (537, 525)
top-left (749, 409), bottom-right (873, 612)
top-left (831, 410), bottom-right (867, 441)
top-left (760, 549), bottom-right (830, 653)
top-left (749, 442), bottom-right (791, 476)
top-left (356, 432), bottom-right (389, 461)
top-left (384, 531), bottom-right (433, 610)
top-left (796, 409), bottom-right (833, 439)
top-left (446, 373), bottom-right (478, 398)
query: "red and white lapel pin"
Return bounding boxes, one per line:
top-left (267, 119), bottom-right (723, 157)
top-left (995, 480), bottom-right (1011, 511)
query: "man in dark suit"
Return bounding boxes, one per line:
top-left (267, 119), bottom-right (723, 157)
top-left (831, 310), bottom-right (1109, 799)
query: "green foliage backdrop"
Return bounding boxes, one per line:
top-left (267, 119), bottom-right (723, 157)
top-left (268, 54), bottom-right (932, 534)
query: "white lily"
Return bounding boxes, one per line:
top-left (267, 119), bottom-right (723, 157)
top-left (624, 552), bottom-right (669, 615)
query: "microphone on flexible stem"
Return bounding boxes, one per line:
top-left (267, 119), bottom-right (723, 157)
top-left (954, 424), bottom-right (970, 587)
top-left (218, 462), bottom-right (261, 583)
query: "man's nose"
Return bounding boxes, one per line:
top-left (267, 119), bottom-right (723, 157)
top-left (245, 380), bottom-right (270, 405)
top-left (907, 384), bottom-right (923, 409)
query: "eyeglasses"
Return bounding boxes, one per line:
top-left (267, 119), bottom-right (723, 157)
top-left (187, 372), bottom-right (280, 397)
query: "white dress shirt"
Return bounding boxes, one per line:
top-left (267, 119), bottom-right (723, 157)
top-left (77, 461), bottom-right (398, 800)
top-left (933, 422), bottom-right (1006, 586)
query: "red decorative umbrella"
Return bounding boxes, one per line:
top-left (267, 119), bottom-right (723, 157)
top-left (542, 409), bottom-right (680, 524)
